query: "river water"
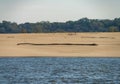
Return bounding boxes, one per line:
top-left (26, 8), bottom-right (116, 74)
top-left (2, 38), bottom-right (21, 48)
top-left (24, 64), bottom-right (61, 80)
top-left (0, 57), bottom-right (120, 84)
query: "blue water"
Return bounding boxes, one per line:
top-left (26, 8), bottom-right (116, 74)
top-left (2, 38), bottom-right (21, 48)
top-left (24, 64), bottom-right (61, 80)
top-left (0, 57), bottom-right (120, 84)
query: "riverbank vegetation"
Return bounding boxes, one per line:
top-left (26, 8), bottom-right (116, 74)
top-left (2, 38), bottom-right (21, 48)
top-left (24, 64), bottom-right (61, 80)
top-left (0, 18), bottom-right (120, 33)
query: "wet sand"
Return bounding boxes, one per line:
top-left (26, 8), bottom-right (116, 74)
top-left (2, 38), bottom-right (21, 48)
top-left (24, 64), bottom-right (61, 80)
top-left (0, 32), bottom-right (120, 57)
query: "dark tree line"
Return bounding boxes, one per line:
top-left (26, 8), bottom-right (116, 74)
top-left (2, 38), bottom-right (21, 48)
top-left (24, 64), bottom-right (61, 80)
top-left (0, 18), bottom-right (120, 33)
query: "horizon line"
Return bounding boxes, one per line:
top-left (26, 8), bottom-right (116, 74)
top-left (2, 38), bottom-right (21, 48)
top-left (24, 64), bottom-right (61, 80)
top-left (0, 17), bottom-right (120, 24)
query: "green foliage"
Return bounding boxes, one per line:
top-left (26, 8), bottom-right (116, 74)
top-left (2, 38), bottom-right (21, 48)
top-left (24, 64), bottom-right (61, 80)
top-left (109, 26), bottom-right (119, 32)
top-left (0, 18), bottom-right (120, 33)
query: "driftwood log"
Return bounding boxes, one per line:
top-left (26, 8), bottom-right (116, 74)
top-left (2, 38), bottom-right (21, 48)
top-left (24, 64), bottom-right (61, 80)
top-left (17, 43), bottom-right (98, 46)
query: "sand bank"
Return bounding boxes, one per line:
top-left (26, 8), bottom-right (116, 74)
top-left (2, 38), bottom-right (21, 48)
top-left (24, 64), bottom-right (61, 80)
top-left (0, 32), bottom-right (120, 57)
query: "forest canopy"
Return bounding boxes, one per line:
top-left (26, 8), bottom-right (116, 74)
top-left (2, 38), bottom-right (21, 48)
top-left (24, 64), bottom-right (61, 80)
top-left (0, 18), bottom-right (120, 33)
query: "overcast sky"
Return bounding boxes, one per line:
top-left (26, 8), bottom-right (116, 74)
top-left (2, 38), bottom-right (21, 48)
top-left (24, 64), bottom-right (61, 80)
top-left (0, 0), bottom-right (120, 23)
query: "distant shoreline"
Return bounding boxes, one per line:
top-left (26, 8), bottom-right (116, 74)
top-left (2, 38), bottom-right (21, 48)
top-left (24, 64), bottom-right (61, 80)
top-left (1, 18), bottom-right (120, 33)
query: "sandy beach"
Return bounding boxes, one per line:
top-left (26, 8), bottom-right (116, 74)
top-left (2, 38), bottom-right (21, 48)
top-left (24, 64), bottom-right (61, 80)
top-left (0, 32), bottom-right (120, 57)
